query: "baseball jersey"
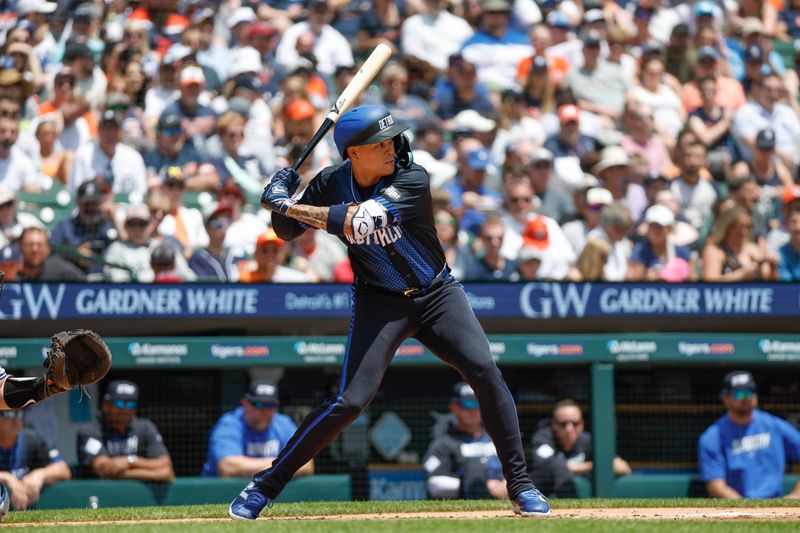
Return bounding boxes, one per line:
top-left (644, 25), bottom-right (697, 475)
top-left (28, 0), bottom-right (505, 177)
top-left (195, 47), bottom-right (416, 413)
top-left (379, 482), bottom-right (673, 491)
top-left (274, 161), bottom-right (447, 292)
top-left (77, 416), bottom-right (170, 466)
top-left (202, 407), bottom-right (297, 477)
top-left (698, 409), bottom-right (800, 498)
top-left (0, 429), bottom-right (64, 480)
top-left (422, 423), bottom-right (503, 484)
top-left (530, 426), bottom-right (593, 469)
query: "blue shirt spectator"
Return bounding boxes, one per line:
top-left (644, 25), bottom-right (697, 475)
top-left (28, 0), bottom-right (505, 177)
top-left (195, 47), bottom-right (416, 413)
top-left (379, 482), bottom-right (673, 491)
top-left (201, 380), bottom-right (311, 478)
top-left (778, 243), bottom-right (800, 281)
top-left (698, 371), bottom-right (800, 498)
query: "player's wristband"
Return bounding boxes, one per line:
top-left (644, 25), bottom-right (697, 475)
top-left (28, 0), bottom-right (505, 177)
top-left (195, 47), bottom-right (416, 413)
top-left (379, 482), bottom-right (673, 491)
top-left (327, 204), bottom-right (349, 235)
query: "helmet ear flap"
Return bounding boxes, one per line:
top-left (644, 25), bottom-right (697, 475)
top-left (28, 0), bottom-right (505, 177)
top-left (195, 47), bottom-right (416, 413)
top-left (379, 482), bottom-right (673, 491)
top-left (393, 133), bottom-right (413, 169)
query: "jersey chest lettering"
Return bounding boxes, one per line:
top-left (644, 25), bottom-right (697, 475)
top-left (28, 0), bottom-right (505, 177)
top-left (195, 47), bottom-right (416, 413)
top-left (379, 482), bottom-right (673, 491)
top-left (345, 225), bottom-right (403, 246)
top-left (459, 441), bottom-right (497, 458)
top-left (731, 432), bottom-right (771, 455)
top-left (107, 435), bottom-right (139, 456)
top-left (246, 439), bottom-right (280, 457)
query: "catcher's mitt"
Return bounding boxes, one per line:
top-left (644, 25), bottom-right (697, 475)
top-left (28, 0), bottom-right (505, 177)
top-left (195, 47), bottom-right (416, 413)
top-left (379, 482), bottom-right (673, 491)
top-left (44, 329), bottom-right (112, 395)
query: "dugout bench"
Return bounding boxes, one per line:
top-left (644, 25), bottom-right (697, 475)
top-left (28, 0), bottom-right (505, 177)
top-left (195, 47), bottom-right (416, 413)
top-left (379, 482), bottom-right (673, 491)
top-left (33, 474), bottom-right (351, 509)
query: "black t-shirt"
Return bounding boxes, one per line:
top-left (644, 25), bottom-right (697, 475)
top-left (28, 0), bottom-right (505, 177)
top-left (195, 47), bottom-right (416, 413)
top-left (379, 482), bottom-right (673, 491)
top-left (274, 161), bottom-right (446, 291)
top-left (77, 416), bottom-right (169, 467)
top-left (0, 428), bottom-right (62, 479)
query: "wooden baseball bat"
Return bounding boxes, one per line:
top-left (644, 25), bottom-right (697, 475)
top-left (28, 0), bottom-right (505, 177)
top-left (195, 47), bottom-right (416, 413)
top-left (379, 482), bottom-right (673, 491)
top-left (291, 43), bottom-right (393, 171)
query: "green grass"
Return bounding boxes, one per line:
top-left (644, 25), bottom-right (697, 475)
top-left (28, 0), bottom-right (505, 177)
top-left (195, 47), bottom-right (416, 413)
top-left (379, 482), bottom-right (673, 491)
top-left (4, 500), bottom-right (798, 531)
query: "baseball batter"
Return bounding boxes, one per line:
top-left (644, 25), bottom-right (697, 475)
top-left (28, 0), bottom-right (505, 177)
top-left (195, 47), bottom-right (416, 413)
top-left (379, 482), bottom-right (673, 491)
top-left (229, 105), bottom-right (548, 520)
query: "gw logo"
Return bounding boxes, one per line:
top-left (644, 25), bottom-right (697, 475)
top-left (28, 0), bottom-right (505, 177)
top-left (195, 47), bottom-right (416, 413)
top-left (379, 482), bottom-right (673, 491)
top-left (378, 116), bottom-right (395, 129)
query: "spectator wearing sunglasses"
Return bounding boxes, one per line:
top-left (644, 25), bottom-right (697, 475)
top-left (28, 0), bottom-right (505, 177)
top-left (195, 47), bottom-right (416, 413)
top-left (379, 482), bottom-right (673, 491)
top-left (422, 382), bottom-right (509, 500)
top-left (698, 371), bottom-right (800, 499)
top-left (143, 113), bottom-right (218, 192)
top-left (76, 381), bottom-right (175, 481)
top-left (0, 409), bottom-right (71, 511)
top-left (529, 399), bottom-right (630, 498)
top-left (202, 380), bottom-right (313, 477)
top-left (188, 202), bottom-right (244, 282)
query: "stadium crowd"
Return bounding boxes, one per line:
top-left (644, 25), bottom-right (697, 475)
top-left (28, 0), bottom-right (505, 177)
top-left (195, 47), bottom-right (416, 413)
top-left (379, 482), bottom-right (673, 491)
top-left (2, 0), bottom-right (800, 283)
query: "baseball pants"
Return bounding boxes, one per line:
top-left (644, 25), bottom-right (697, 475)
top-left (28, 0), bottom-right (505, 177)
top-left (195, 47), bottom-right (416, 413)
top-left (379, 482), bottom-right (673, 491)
top-left (253, 279), bottom-right (535, 499)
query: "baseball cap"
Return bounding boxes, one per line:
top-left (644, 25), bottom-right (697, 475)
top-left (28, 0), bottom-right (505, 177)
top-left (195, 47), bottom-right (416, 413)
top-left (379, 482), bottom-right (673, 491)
top-left (202, 202), bottom-right (232, 224)
top-left (592, 145), bottom-right (631, 175)
top-left (584, 9), bottom-right (605, 25)
top-left (99, 109), bottom-right (122, 127)
top-left (453, 110), bottom-right (496, 133)
top-left (481, 0), bottom-right (511, 12)
top-left (77, 180), bottom-right (103, 203)
top-left (558, 104), bottom-right (581, 124)
top-left (586, 187), bottom-right (613, 208)
top-left (721, 371), bottom-right (757, 395)
top-left (125, 204), bottom-right (151, 222)
top-left (0, 189), bottom-right (14, 205)
top-left (285, 98), bottom-right (316, 121)
top-left (160, 165), bottom-right (186, 186)
top-left (248, 21), bottom-right (276, 40)
top-left (466, 148), bottom-right (491, 170)
top-left (744, 45), bottom-right (764, 63)
top-left (523, 217), bottom-right (550, 250)
top-left (644, 204), bottom-right (675, 227)
top-left (228, 6), bottom-right (257, 29)
top-left (158, 113), bottom-right (182, 132)
top-left (227, 96), bottom-right (251, 117)
top-left (74, 3), bottom-right (101, 20)
top-left (233, 75), bottom-right (262, 94)
top-left (163, 43), bottom-right (193, 66)
top-left (256, 228), bottom-right (285, 248)
top-left (106, 92), bottom-right (131, 111)
top-left (782, 184), bottom-right (800, 206)
top-left (530, 147), bottom-right (554, 165)
top-left (451, 382), bottom-right (479, 408)
top-left (104, 380), bottom-right (139, 402)
top-left (179, 66), bottom-right (205, 87)
top-left (696, 46), bottom-right (719, 61)
top-left (244, 380), bottom-right (279, 404)
top-left (546, 11), bottom-right (572, 30)
top-left (218, 179), bottom-right (245, 199)
top-left (191, 7), bottom-right (215, 25)
top-left (64, 41), bottom-right (93, 62)
top-left (17, 0), bottom-right (57, 15)
top-left (741, 17), bottom-right (766, 37)
top-left (229, 47), bottom-right (263, 78)
top-left (756, 129), bottom-right (776, 150)
top-left (694, 1), bottom-right (716, 17)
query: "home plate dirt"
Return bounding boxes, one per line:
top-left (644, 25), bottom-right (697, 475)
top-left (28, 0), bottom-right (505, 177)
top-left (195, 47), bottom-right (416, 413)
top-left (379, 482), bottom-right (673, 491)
top-left (6, 507), bottom-right (800, 527)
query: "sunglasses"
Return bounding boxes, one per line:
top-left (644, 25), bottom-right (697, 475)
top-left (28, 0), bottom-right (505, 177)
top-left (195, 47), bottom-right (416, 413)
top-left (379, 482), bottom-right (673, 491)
top-left (555, 420), bottom-right (581, 428)
top-left (250, 400), bottom-right (278, 409)
top-left (459, 399), bottom-right (480, 409)
top-left (112, 399), bottom-right (138, 410)
top-left (731, 390), bottom-right (754, 400)
top-left (161, 128), bottom-right (182, 137)
top-left (1, 410), bottom-right (23, 420)
top-left (125, 219), bottom-right (149, 228)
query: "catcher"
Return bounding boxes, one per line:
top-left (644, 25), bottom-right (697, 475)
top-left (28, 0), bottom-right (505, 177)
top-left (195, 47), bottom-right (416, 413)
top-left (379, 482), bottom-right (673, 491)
top-left (0, 330), bottom-right (112, 410)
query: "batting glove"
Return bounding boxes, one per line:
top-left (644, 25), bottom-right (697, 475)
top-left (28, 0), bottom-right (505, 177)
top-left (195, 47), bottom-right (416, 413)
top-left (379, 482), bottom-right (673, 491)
top-left (262, 170), bottom-right (298, 215)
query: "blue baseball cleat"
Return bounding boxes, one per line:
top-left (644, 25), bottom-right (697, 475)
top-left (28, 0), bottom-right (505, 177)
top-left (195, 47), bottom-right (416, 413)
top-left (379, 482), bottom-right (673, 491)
top-left (228, 482), bottom-right (272, 521)
top-left (511, 487), bottom-right (550, 517)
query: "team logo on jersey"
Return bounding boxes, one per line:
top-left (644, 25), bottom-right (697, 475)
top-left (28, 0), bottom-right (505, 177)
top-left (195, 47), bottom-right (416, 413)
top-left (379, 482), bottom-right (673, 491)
top-left (383, 186), bottom-right (401, 200)
top-left (345, 225), bottom-right (403, 246)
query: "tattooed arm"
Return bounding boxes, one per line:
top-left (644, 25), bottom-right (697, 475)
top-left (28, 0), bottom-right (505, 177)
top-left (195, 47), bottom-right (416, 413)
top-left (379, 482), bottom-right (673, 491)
top-left (285, 204), bottom-right (357, 237)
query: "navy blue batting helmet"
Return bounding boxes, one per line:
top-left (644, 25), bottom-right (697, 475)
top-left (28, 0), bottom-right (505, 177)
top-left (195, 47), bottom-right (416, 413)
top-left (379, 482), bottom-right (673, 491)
top-left (333, 105), bottom-right (409, 159)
